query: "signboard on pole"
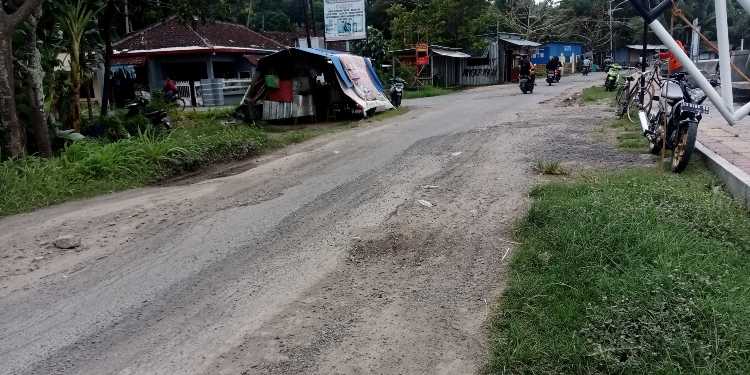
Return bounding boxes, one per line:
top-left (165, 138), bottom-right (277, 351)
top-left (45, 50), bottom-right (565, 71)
top-left (324, 0), bottom-right (366, 42)
top-left (416, 43), bottom-right (430, 66)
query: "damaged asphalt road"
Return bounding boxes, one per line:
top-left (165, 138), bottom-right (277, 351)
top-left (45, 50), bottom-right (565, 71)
top-left (0, 74), bottom-right (634, 374)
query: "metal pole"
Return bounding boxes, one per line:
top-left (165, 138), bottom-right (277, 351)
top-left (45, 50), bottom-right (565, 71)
top-left (715, 0), bottom-right (734, 111)
top-left (639, 13), bottom-right (648, 108)
top-left (690, 18), bottom-right (700, 61)
top-left (609, 1), bottom-right (614, 58)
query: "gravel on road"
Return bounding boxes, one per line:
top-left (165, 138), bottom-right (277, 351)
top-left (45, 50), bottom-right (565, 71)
top-left (0, 74), bottom-right (641, 375)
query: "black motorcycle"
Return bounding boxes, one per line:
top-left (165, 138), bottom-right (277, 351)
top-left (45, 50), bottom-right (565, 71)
top-left (546, 71), bottom-right (556, 86)
top-left (389, 77), bottom-right (405, 108)
top-left (646, 72), bottom-right (716, 173)
top-left (519, 74), bottom-right (535, 94)
top-left (582, 65), bottom-right (591, 76)
top-left (126, 97), bottom-right (172, 130)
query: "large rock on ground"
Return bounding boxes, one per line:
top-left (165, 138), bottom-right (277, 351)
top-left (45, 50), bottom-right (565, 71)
top-left (53, 235), bottom-right (81, 249)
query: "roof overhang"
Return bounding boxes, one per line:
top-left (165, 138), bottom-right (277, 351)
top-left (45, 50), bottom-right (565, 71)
top-left (432, 48), bottom-right (471, 58)
top-left (499, 38), bottom-right (541, 47)
top-left (113, 46), bottom-right (280, 58)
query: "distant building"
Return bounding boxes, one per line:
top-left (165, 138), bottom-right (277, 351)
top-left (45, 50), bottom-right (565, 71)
top-left (613, 44), bottom-right (667, 67)
top-left (476, 32), bottom-right (541, 83)
top-left (390, 45), bottom-right (472, 88)
top-left (532, 42), bottom-right (584, 66)
top-left (111, 17), bottom-right (285, 106)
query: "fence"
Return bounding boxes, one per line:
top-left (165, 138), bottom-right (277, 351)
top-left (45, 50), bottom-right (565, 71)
top-left (175, 78), bottom-right (253, 107)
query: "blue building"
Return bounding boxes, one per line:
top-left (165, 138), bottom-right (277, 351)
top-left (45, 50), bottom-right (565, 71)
top-left (532, 42), bottom-right (585, 65)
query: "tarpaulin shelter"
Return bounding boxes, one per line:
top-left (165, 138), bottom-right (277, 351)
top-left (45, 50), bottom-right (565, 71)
top-left (240, 48), bottom-right (392, 121)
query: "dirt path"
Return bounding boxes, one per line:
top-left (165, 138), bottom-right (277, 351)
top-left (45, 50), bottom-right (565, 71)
top-left (0, 74), bottom-right (640, 374)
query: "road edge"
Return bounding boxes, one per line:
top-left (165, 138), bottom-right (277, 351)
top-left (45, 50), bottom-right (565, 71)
top-left (696, 141), bottom-right (750, 208)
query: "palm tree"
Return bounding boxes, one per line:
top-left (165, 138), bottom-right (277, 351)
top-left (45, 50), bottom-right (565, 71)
top-left (61, 0), bottom-right (97, 132)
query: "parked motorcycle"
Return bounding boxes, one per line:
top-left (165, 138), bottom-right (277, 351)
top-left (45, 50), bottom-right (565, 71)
top-left (519, 74), bottom-right (535, 94)
top-left (645, 72), bottom-right (717, 173)
top-left (389, 77), bottom-right (405, 108)
top-left (126, 96), bottom-right (172, 130)
top-left (604, 64), bottom-right (621, 91)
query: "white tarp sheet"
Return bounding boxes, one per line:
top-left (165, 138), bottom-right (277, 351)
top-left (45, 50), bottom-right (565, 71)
top-left (336, 54), bottom-right (393, 111)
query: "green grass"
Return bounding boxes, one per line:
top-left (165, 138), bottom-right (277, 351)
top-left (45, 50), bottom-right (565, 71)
top-left (611, 118), bottom-right (649, 151)
top-left (488, 165), bottom-right (750, 374)
top-left (0, 118), bottom-right (267, 216)
top-left (534, 160), bottom-right (567, 175)
top-left (0, 108), bottom-right (408, 217)
top-left (403, 85), bottom-right (457, 99)
top-left (582, 85), bottom-right (616, 103)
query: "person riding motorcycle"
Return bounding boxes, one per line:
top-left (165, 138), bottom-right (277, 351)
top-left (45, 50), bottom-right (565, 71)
top-left (518, 54), bottom-right (536, 93)
top-left (520, 55), bottom-right (534, 81)
top-left (546, 57), bottom-right (562, 81)
top-left (582, 57), bottom-right (592, 74)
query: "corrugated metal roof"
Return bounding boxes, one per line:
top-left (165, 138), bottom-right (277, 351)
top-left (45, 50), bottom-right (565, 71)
top-left (432, 48), bottom-right (471, 58)
top-left (499, 38), bottom-right (541, 47)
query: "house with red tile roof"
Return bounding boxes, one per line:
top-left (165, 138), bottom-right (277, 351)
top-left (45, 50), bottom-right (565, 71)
top-left (112, 17), bottom-right (286, 101)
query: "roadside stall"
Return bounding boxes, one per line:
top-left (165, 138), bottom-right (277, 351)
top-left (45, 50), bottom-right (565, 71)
top-left (239, 48), bottom-right (392, 122)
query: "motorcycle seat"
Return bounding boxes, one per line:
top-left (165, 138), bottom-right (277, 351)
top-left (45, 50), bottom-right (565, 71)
top-left (661, 81), bottom-right (683, 101)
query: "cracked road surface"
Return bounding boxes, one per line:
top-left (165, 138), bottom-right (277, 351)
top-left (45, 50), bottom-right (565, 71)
top-left (1, 75), bottom-right (613, 374)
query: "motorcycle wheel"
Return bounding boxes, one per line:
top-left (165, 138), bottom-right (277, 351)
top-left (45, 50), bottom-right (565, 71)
top-left (671, 121), bottom-right (698, 173)
top-left (615, 85), bottom-right (627, 115)
top-left (648, 112), bottom-right (666, 155)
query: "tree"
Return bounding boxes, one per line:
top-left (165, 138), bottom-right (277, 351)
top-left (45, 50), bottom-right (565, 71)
top-left (0, 0), bottom-right (45, 159)
top-left (18, 4), bottom-right (52, 156)
top-left (60, 0), bottom-right (97, 132)
top-left (352, 26), bottom-right (387, 65)
top-left (498, 0), bottom-right (574, 42)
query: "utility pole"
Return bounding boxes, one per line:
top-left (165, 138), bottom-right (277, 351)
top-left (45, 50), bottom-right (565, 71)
top-left (609, 0), bottom-right (613, 58)
top-left (124, 0), bottom-right (132, 34)
top-left (609, 0), bottom-right (629, 59)
top-left (303, 0), bottom-right (312, 48)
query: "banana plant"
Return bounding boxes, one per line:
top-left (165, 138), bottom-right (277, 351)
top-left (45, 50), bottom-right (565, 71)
top-left (60, 0), bottom-right (98, 132)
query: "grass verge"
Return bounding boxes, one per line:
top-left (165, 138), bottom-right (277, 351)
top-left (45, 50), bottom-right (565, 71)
top-left (582, 85), bottom-right (615, 103)
top-left (488, 164), bottom-right (750, 374)
top-left (403, 85), bottom-right (457, 99)
top-left (611, 117), bottom-right (649, 152)
top-left (0, 108), bottom-right (406, 217)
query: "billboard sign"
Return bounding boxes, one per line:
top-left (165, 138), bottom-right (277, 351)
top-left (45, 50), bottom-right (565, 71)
top-left (324, 0), bottom-right (366, 42)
